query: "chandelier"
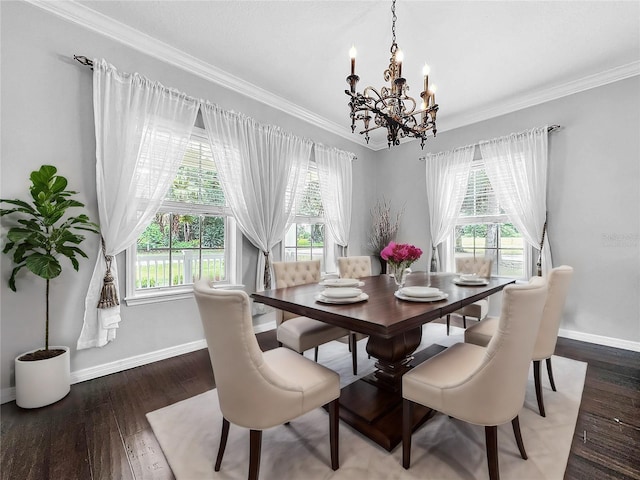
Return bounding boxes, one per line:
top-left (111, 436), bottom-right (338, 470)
top-left (346, 0), bottom-right (438, 149)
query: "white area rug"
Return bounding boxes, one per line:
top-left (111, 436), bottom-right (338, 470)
top-left (147, 324), bottom-right (586, 479)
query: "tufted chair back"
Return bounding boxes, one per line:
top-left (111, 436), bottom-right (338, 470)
top-left (472, 277), bottom-right (547, 424)
top-left (193, 281), bottom-right (307, 428)
top-left (338, 256), bottom-right (372, 279)
top-left (533, 265), bottom-right (574, 360)
top-left (272, 260), bottom-right (321, 324)
top-left (456, 257), bottom-right (493, 278)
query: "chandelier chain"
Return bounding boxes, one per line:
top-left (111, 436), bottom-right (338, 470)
top-left (391, 0), bottom-right (397, 46)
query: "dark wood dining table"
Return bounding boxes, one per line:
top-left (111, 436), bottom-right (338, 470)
top-left (251, 272), bottom-right (515, 451)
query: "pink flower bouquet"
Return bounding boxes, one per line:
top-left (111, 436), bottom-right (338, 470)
top-left (380, 241), bottom-right (423, 269)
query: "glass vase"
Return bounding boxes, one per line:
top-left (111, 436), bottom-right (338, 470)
top-left (390, 263), bottom-right (408, 289)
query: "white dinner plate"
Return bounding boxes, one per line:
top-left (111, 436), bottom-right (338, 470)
top-left (321, 287), bottom-right (363, 299)
top-left (459, 274), bottom-right (480, 281)
top-left (315, 293), bottom-right (369, 304)
top-left (399, 286), bottom-right (441, 298)
top-left (453, 277), bottom-right (489, 286)
top-left (394, 291), bottom-right (449, 302)
top-left (319, 279), bottom-right (364, 288)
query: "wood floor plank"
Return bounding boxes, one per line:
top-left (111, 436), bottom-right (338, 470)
top-left (84, 402), bottom-right (134, 480)
top-left (0, 404), bottom-right (51, 480)
top-left (49, 409), bottom-right (92, 479)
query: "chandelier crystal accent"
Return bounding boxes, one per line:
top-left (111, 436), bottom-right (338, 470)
top-left (346, 0), bottom-right (438, 149)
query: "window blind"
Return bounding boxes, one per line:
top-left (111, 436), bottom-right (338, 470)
top-left (459, 164), bottom-right (501, 218)
top-left (296, 162), bottom-right (324, 217)
top-left (166, 132), bottom-right (226, 210)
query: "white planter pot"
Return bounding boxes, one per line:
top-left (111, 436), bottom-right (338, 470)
top-left (15, 346), bottom-right (70, 408)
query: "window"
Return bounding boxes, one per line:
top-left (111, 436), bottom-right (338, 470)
top-left (452, 163), bottom-right (529, 278)
top-left (126, 128), bottom-right (239, 304)
top-left (283, 162), bottom-right (335, 272)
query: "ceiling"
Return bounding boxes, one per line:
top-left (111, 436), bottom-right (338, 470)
top-left (48, 1), bottom-right (640, 149)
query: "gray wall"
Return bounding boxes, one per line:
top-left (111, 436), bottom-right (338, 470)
top-left (0, 2), bottom-right (375, 392)
top-left (375, 76), bottom-right (640, 343)
top-left (1, 2), bottom-right (638, 394)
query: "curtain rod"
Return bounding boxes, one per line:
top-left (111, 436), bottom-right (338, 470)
top-left (74, 55), bottom-right (93, 68)
top-left (419, 125), bottom-right (560, 161)
top-left (73, 54), bottom-right (359, 161)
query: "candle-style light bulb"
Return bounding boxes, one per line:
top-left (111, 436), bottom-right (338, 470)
top-left (422, 63), bottom-right (430, 93)
top-left (396, 49), bottom-right (404, 77)
top-left (429, 84), bottom-right (437, 105)
top-left (349, 45), bottom-right (357, 75)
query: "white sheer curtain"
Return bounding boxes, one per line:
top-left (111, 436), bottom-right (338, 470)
top-left (479, 126), bottom-right (550, 276)
top-left (200, 102), bottom-right (312, 292)
top-left (77, 59), bottom-right (199, 350)
top-left (315, 144), bottom-right (354, 258)
top-left (424, 145), bottom-right (475, 271)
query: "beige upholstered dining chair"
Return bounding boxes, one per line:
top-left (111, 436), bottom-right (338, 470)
top-left (446, 257), bottom-right (493, 335)
top-left (337, 255), bottom-right (372, 280)
top-left (402, 277), bottom-right (548, 480)
top-left (337, 256), bottom-right (373, 375)
top-left (272, 260), bottom-right (353, 365)
top-left (193, 280), bottom-right (340, 480)
top-left (465, 265), bottom-right (574, 417)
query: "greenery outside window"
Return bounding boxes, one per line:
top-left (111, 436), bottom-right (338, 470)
top-left (452, 163), bottom-right (529, 278)
top-left (126, 128), bottom-right (239, 305)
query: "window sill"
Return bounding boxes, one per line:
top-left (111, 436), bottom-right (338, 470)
top-left (125, 284), bottom-right (245, 306)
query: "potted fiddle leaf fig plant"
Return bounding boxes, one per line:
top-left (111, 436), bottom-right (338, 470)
top-left (1, 165), bottom-right (99, 408)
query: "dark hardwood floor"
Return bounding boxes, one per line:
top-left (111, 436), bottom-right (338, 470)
top-left (2, 317), bottom-right (639, 480)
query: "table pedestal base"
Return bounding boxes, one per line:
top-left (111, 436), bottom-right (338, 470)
top-left (337, 343), bottom-right (447, 451)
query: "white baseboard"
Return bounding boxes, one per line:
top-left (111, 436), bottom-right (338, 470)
top-left (1, 322), bottom-right (279, 405)
top-left (1, 339), bottom-right (208, 405)
top-left (1, 387), bottom-right (16, 405)
top-left (71, 339), bottom-right (209, 385)
top-left (558, 328), bottom-right (640, 352)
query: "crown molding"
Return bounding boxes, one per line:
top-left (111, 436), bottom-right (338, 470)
top-left (26, 0), bottom-right (640, 153)
top-left (24, 0), bottom-right (370, 149)
top-left (436, 61), bottom-right (640, 136)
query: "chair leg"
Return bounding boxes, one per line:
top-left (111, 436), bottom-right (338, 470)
top-left (463, 315), bottom-right (467, 328)
top-left (533, 360), bottom-right (546, 417)
top-left (546, 357), bottom-right (557, 391)
top-left (402, 399), bottom-right (413, 469)
top-left (350, 333), bottom-right (358, 375)
top-left (485, 425), bottom-right (500, 480)
top-left (511, 416), bottom-right (528, 460)
top-left (328, 398), bottom-right (339, 470)
top-left (215, 418), bottom-right (230, 471)
top-left (248, 430), bottom-right (262, 480)
top-left (446, 314), bottom-right (451, 336)
top-left (314, 346), bottom-right (319, 362)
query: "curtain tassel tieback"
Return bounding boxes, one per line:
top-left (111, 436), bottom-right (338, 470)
top-left (98, 239), bottom-right (119, 309)
top-left (536, 214), bottom-right (548, 277)
top-left (263, 251), bottom-right (272, 290)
